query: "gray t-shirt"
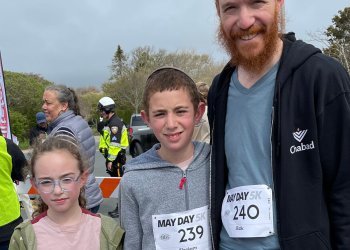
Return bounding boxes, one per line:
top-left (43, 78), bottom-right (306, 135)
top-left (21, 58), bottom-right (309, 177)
top-left (220, 64), bottom-right (280, 250)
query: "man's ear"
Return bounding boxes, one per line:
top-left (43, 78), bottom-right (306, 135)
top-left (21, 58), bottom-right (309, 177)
top-left (195, 102), bottom-right (206, 125)
top-left (277, 0), bottom-right (284, 11)
top-left (141, 110), bottom-right (150, 125)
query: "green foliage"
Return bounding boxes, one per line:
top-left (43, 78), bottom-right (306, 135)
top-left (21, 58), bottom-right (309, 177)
top-left (9, 110), bottom-right (31, 141)
top-left (104, 46), bottom-right (225, 114)
top-left (18, 138), bottom-right (30, 150)
top-left (110, 45), bottom-right (128, 80)
top-left (4, 71), bottom-right (53, 142)
top-left (323, 7), bottom-right (350, 72)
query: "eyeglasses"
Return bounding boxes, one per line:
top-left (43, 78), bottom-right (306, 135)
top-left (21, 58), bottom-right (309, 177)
top-left (35, 174), bottom-right (81, 194)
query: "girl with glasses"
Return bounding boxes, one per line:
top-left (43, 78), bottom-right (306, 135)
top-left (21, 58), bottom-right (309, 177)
top-left (9, 136), bottom-right (124, 250)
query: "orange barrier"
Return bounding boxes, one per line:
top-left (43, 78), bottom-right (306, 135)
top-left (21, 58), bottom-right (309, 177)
top-left (16, 177), bottom-right (121, 198)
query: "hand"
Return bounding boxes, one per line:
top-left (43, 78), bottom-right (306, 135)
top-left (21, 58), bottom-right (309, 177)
top-left (107, 162), bottom-right (112, 171)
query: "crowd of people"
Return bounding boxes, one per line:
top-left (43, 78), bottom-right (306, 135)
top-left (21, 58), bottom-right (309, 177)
top-left (1, 0), bottom-right (349, 249)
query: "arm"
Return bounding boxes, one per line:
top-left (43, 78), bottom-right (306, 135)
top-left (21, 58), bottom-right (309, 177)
top-left (120, 176), bottom-right (143, 249)
top-left (318, 66), bottom-right (350, 248)
top-left (9, 230), bottom-right (21, 250)
top-left (9, 226), bottom-right (27, 250)
top-left (29, 127), bottom-right (37, 146)
top-left (6, 138), bottom-right (27, 181)
top-left (97, 119), bottom-right (105, 135)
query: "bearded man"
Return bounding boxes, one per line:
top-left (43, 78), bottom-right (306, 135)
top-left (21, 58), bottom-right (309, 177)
top-left (207, 0), bottom-right (350, 249)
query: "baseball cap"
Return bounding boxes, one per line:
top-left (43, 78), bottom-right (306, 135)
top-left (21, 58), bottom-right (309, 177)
top-left (36, 112), bottom-right (46, 124)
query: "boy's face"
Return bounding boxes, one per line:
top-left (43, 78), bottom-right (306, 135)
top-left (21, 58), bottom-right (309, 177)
top-left (142, 88), bottom-right (204, 162)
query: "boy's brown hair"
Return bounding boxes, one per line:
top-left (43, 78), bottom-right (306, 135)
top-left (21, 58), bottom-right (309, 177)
top-left (142, 67), bottom-right (201, 114)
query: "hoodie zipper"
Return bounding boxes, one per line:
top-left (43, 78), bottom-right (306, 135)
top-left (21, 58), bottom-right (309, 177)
top-left (179, 171), bottom-right (190, 210)
top-left (209, 116), bottom-right (215, 250)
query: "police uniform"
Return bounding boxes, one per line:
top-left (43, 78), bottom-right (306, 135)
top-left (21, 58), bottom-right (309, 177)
top-left (99, 114), bottom-right (129, 177)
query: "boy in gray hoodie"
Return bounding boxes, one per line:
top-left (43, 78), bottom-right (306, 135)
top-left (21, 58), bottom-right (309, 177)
top-left (120, 67), bottom-right (212, 250)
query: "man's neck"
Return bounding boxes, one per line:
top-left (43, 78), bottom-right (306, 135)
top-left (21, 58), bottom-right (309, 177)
top-left (107, 113), bottom-right (115, 120)
top-left (237, 39), bottom-right (283, 89)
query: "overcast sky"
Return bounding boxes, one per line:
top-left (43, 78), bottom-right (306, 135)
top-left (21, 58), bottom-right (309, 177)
top-left (0, 0), bottom-right (348, 88)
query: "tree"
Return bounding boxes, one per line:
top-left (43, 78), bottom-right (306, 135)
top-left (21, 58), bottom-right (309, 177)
top-left (4, 71), bottom-right (53, 142)
top-left (110, 45), bottom-right (128, 80)
top-left (323, 7), bottom-right (350, 72)
top-left (75, 87), bottom-right (103, 123)
top-left (103, 46), bottom-right (225, 114)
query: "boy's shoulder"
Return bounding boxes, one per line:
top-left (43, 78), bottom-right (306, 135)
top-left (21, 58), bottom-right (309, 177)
top-left (124, 143), bottom-right (162, 170)
top-left (193, 141), bottom-right (210, 157)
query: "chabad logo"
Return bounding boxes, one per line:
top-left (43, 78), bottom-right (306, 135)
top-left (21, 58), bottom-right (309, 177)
top-left (290, 129), bottom-right (315, 154)
top-left (293, 129), bottom-right (307, 142)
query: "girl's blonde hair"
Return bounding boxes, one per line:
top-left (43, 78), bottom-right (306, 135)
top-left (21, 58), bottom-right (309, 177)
top-left (30, 136), bottom-right (88, 218)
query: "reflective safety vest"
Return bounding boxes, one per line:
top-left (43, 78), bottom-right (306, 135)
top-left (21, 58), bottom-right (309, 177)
top-left (0, 136), bottom-right (21, 226)
top-left (98, 115), bottom-right (129, 162)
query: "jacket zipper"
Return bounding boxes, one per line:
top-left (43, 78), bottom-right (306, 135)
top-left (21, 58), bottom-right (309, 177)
top-left (272, 92), bottom-right (283, 249)
top-left (179, 171), bottom-right (190, 210)
top-left (209, 116), bottom-right (215, 250)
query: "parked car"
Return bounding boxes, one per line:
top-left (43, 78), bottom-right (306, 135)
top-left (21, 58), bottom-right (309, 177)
top-left (128, 114), bottom-right (158, 158)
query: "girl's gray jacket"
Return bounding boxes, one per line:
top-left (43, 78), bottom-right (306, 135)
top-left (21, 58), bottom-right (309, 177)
top-left (119, 141), bottom-right (211, 250)
top-left (48, 110), bottom-right (103, 209)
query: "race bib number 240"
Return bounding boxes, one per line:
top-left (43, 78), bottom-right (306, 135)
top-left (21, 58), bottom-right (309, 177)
top-left (221, 185), bottom-right (274, 238)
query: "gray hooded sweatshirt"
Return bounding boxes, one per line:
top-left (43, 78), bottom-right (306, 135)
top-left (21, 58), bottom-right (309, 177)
top-left (120, 141), bottom-right (211, 250)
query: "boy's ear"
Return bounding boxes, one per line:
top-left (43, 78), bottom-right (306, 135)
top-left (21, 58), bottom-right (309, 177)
top-left (141, 110), bottom-right (150, 125)
top-left (195, 102), bottom-right (206, 124)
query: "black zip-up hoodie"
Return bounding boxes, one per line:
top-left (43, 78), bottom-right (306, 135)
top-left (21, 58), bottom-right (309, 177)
top-left (208, 33), bottom-right (350, 250)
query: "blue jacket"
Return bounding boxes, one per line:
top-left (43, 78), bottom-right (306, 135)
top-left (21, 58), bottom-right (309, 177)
top-left (48, 110), bottom-right (103, 209)
top-left (208, 33), bottom-right (350, 249)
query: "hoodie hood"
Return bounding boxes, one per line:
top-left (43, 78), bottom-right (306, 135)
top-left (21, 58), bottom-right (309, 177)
top-left (213, 33), bottom-right (322, 94)
top-left (277, 32), bottom-right (321, 86)
top-left (124, 141), bottom-right (210, 173)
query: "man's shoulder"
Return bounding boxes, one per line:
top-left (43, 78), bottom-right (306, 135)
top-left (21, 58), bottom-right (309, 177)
top-left (109, 115), bottom-right (123, 126)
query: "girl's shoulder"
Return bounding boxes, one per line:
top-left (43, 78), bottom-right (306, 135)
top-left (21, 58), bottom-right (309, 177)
top-left (99, 214), bottom-right (125, 249)
top-left (10, 220), bottom-right (36, 250)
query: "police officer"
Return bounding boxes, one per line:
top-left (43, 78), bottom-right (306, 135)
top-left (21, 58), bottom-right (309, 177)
top-left (97, 97), bottom-right (129, 218)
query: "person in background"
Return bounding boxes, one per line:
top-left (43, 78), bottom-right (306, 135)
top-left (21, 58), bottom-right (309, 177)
top-left (191, 81), bottom-right (210, 144)
top-left (42, 85), bottom-right (103, 214)
top-left (120, 67), bottom-right (211, 250)
top-left (0, 129), bottom-right (27, 250)
top-left (97, 96), bottom-right (129, 218)
top-left (208, 0), bottom-right (350, 249)
top-left (29, 112), bottom-right (48, 146)
top-left (9, 136), bottom-right (124, 250)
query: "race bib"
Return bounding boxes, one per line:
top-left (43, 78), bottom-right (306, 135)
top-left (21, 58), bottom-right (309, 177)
top-left (221, 185), bottom-right (274, 238)
top-left (152, 206), bottom-right (211, 250)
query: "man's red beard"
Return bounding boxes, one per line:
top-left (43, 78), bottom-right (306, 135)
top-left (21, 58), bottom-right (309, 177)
top-left (218, 8), bottom-right (280, 73)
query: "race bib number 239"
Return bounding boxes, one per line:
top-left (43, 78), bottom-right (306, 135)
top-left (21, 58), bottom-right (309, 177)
top-left (152, 206), bottom-right (211, 250)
